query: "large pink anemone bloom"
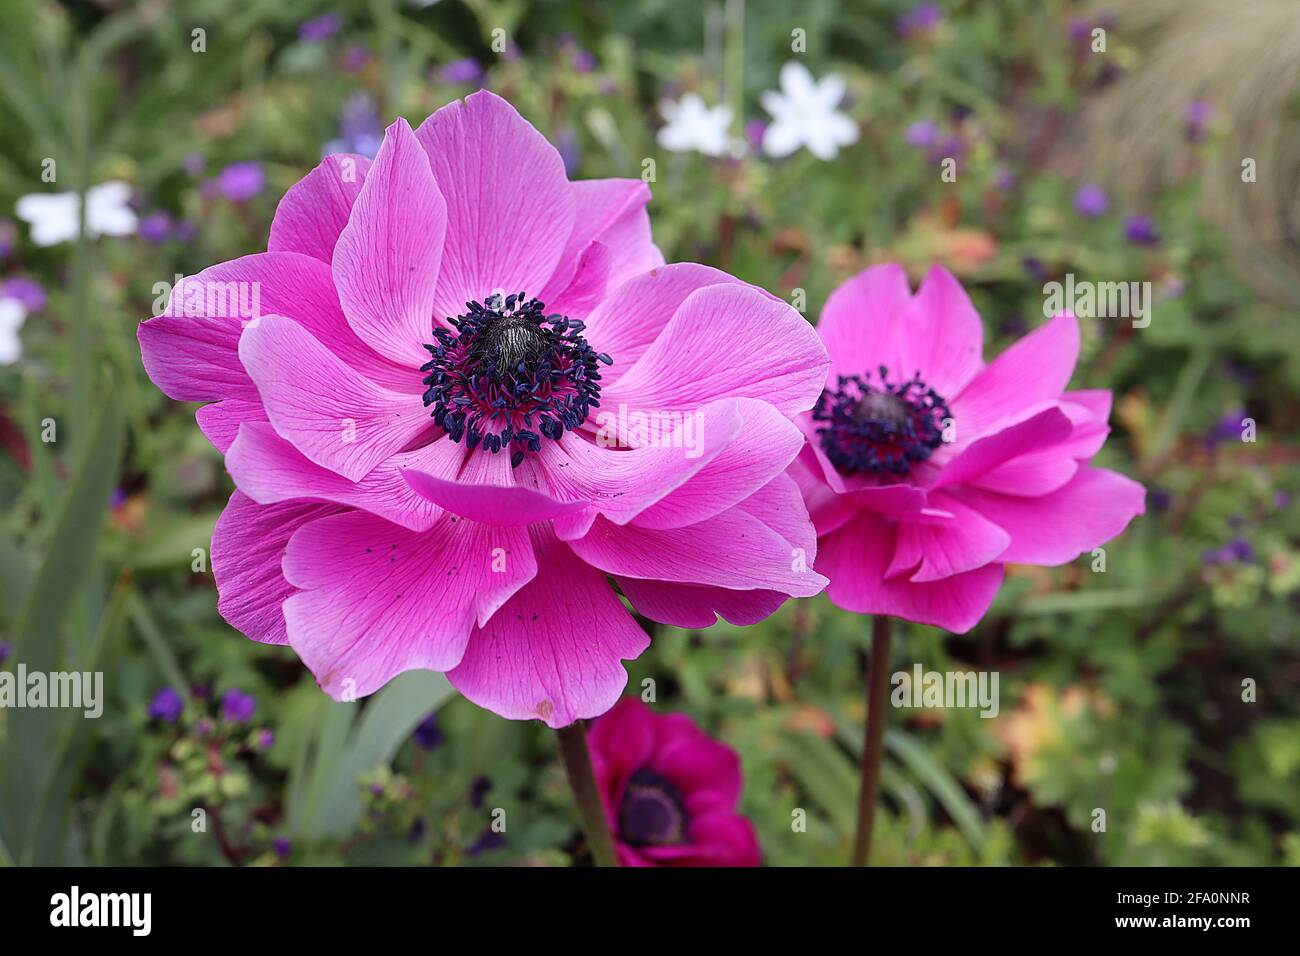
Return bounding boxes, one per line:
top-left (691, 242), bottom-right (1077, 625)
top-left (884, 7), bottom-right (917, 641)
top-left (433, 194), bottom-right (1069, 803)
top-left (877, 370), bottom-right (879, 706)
top-left (139, 92), bottom-right (829, 727)
top-left (588, 698), bottom-right (761, 866)
top-left (791, 263), bottom-right (1145, 633)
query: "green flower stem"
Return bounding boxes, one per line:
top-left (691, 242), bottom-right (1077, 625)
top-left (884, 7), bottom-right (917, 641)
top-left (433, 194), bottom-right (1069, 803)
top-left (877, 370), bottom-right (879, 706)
top-left (851, 615), bottom-right (894, 866)
top-left (556, 720), bottom-right (620, 867)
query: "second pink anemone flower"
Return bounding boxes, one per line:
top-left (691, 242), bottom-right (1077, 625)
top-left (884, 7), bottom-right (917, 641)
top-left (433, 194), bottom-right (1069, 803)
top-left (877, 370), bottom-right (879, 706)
top-left (138, 91), bottom-right (829, 727)
top-left (588, 698), bottom-right (761, 866)
top-left (791, 263), bottom-right (1145, 633)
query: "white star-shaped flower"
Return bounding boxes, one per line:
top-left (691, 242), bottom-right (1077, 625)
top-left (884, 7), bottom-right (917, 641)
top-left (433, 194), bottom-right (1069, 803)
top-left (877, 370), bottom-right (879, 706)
top-left (0, 298), bottom-right (27, 365)
top-left (15, 181), bottom-right (137, 247)
top-left (760, 61), bottom-right (858, 161)
top-left (657, 93), bottom-right (736, 158)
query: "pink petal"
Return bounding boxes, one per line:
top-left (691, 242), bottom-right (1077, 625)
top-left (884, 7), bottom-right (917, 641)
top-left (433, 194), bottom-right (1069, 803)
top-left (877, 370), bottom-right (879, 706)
top-left (820, 510), bottom-right (1005, 632)
top-left (138, 252), bottom-right (411, 403)
top-left (895, 265), bottom-right (985, 395)
top-left (197, 399), bottom-right (266, 453)
top-left (932, 406), bottom-right (1074, 490)
top-left (949, 313), bottom-right (1080, 439)
top-left (268, 153), bottom-right (372, 262)
top-left (568, 506), bottom-right (826, 598)
top-left (211, 491), bottom-right (339, 645)
top-left (629, 399), bottom-right (805, 530)
top-left (952, 467), bottom-right (1146, 565)
top-left (886, 493), bottom-right (1011, 582)
top-left (601, 284), bottom-right (828, 419)
top-left (239, 314), bottom-right (431, 481)
top-left (540, 178), bottom-right (657, 307)
top-left (332, 120), bottom-right (447, 367)
top-left (446, 525), bottom-right (650, 728)
top-left (618, 577), bottom-right (786, 628)
top-left (415, 91), bottom-right (574, 321)
top-left (282, 511), bottom-right (537, 700)
top-left (816, 263), bottom-right (913, 380)
top-left (402, 463), bottom-right (589, 527)
top-left (542, 240), bottom-right (611, 319)
top-left (227, 422), bottom-right (444, 531)
top-left (582, 263), bottom-right (762, 381)
top-left (969, 450), bottom-right (1080, 497)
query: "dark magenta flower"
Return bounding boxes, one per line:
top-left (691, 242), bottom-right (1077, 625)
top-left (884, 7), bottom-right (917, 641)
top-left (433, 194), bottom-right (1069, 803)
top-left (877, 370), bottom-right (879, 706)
top-left (148, 686), bottom-right (184, 722)
top-left (254, 728), bottom-right (275, 750)
top-left (272, 837), bottom-right (292, 858)
top-left (0, 640), bottom-right (13, 665)
top-left (221, 687), bottom-right (256, 722)
top-left (298, 14), bottom-right (341, 43)
top-left (216, 162), bottom-right (265, 202)
top-left (791, 264), bottom-right (1144, 631)
top-left (588, 698), bottom-right (761, 867)
top-left (1124, 214), bottom-right (1160, 246)
top-left (1074, 183), bottom-right (1109, 217)
top-left (469, 775), bottom-right (492, 809)
top-left (1, 277), bottom-right (46, 312)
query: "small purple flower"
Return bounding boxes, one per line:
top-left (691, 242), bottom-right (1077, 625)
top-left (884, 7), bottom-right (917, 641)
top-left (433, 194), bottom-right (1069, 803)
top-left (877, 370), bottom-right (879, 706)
top-left (216, 162), bottom-right (265, 202)
top-left (1185, 100), bottom-right (1212, 143)
top-left (324, 94), bottom-right (383, 159)
top-left (220, 687), bottom-right (256, 723)
top-left (744, 120), bottom-right (767, 154)
top-left (570, 47), bottom-right (596, 74)
top-left (1, 277), bottom-right (46, 312)
top-left (994, 166), bottom-right (1017, 191)
top-left (408, 817), bottom-right (427, 842)
top-left (194, 716), bottom-right (215, 737)
top-left (1067, 17), bottom-right (1091, 42)
top-left (272, 837), bottom-right (292, 859)
top-left (298, 13), bottom-right (341, 44)
top-left (174, 220), bottom-right (199, 244)
top-left (469, 775), bottom-right (492, 809)
top-left (148, 687), bottom-right (184, 723)
top-left (1124, 214), bottom-right (1160, 246)
top-left (1148, 487), bottom-right (1172, 513)
top-left (0, 219), bottom-right (16, 260)
top-left (0, 640), bottom-right (13, 665)
top-left (1205, 409), bottom-right (1247, 448)
top-left (896, 3), bottom-right (943, 36)
top-left (1021, 256), bottom-right (1049, 281)
top-left (1229, 537), bottom-right (1255, 563)
top-left (137, 211), bottom-right (174, 244)
top-left (1274, 490), bottom-right (1291, 510)
top-left (412, 712), bottom-right (443, 751)
top-left (466, 828), bottom-right (506, 856)
top-left (182, 152), bottom-right (206, 177)
top-left (341, 43), bottom-right (371, 72)
top-left (1074, 183), bottom-right (1109, 218)
top-left (110, 488), bottom-right (127, 509)
top-left (254, 728), bottom-right (275, 750)
top-left (904, 120), bottom-right (939, 148)
top-left (439, 58), bottom-right (484, 86)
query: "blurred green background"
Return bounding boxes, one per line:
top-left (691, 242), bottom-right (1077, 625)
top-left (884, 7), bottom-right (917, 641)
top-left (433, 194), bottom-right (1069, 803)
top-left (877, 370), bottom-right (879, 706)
top-left (0, 0), bottom-right (1298, 866)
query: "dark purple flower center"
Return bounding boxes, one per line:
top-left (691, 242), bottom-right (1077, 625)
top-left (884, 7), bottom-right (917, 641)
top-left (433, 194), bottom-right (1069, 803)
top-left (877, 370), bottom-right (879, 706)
top-left (618, 767), bottom-right (688, 847)
top-left (421, 292), bottom-right (612, 468)
top-left (813, 365), bottom-right (950, 477)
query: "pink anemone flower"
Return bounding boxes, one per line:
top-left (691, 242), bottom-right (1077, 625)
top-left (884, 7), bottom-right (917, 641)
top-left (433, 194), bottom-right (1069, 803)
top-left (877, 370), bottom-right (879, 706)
top-left (588, 698), bottom-right (761, 866)
top-left (791, 263), bottom-right (1145, 632)
top-left (138, 91), bottom-right (829, 727)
